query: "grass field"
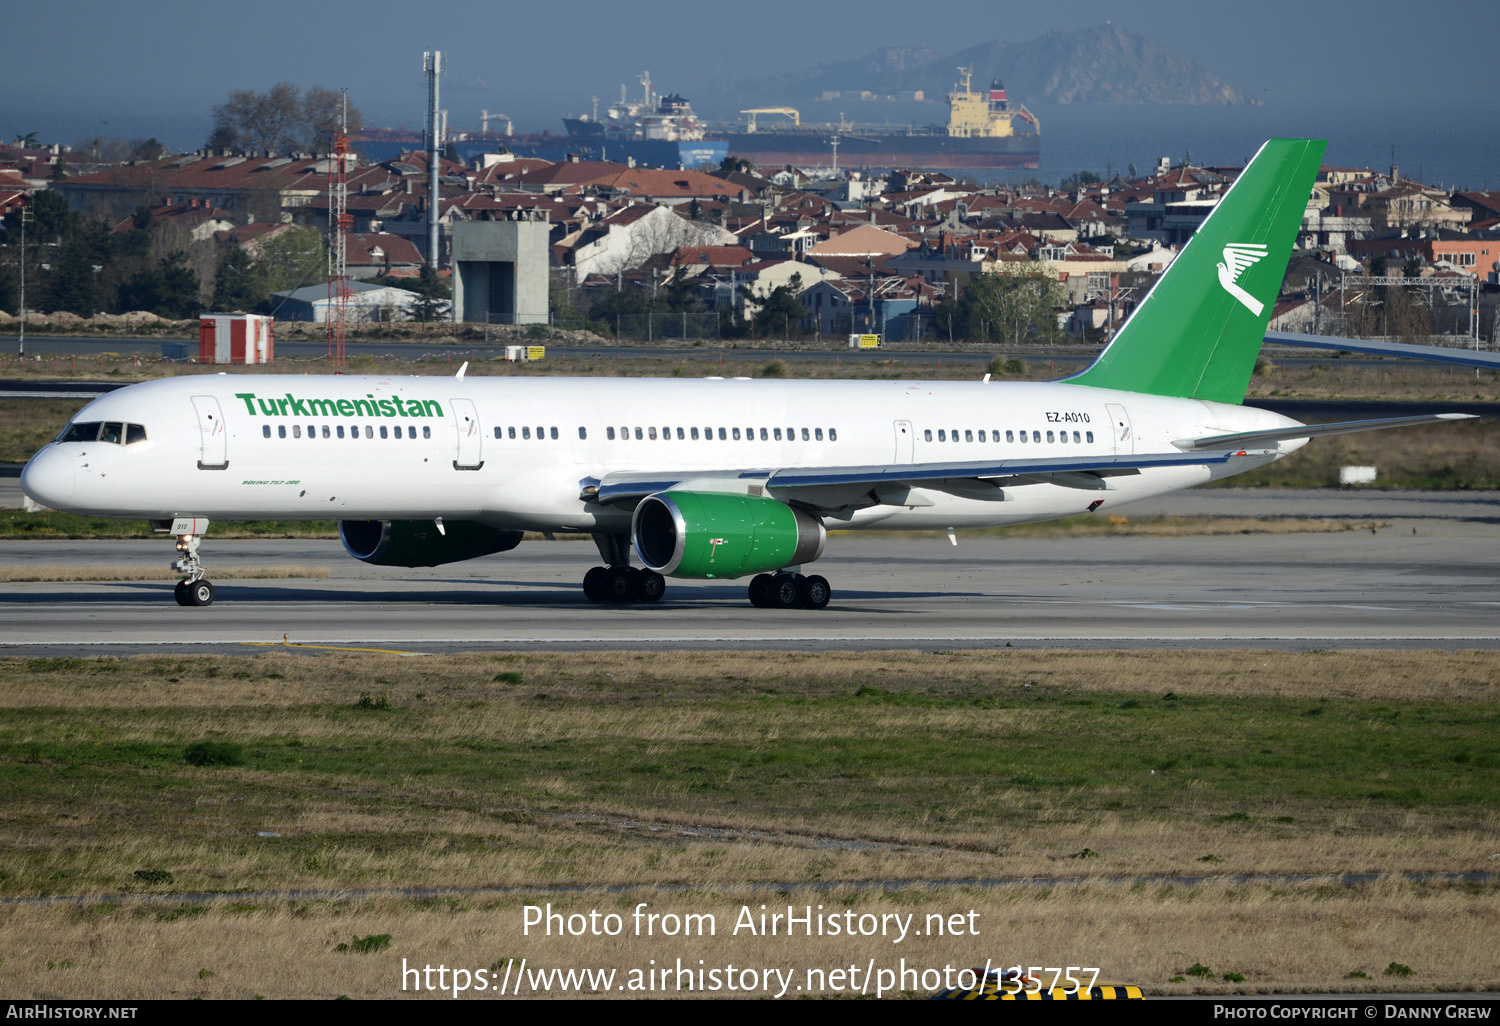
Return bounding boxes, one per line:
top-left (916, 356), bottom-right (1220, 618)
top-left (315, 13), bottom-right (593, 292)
top-left (1, 649), bottom-right (1496, 998)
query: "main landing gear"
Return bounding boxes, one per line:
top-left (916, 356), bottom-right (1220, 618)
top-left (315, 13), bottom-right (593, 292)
top-left (167, 519), bottom-right (215, 607)
top-left (748, 572), bottom-right (831, 610)
top-left (582, 534), bottom-right (665, 604)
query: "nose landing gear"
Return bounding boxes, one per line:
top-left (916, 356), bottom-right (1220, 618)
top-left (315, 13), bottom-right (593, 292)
top-left (154, 516), bottom-right (216, 607)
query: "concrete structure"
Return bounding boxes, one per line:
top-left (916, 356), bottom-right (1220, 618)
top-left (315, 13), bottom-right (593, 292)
top-left (451, 219), bottom-right (550, 325)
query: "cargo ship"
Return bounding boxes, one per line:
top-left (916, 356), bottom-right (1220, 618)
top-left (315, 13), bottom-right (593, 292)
top-left (355, 67), bottom-right (1038, 172)
top-left (565, 67), bottom-right (1040, 171)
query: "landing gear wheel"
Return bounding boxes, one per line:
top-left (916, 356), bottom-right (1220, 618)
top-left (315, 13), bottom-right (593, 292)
top-left (748, 573), bottom-right (775, 608)
top-left (174, 580), bottom-right (191, 606)
top-left (186, 579), bottom-right (215, 607)
top-left (583, 566), bottom-right (608, 602)
top-left (770, 573), bottom-right (801, 609)
top-left (634, 569), bottom-right (666, 603)
top-left (799, 574), bottom-right (831, 610)
top-left (604, 566), bottom-right (635, 602)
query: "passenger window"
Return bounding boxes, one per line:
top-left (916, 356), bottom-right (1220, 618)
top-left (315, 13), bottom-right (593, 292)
top-left (379, 426), bottom-right (388, 439)
top-left (550, 427), bottom-right (558, 440)
top-left (1033, 431), bottom-right (1041, 443)
top-left (759, 427), bottom-right (768, 441)
top-left (690, 427), bottom-right (699, 440)
top-left (925, 429), bottom-right (933, 442)
top-left (522, 426), bottom-right (531, 439)
top-left (1086, 431), bottom-right (1094, 443)
top-left (1073, 431), bottom-right (1081, 443)
top-left (579, 427), bottom-right (587, 440)
top-left (964, 430), bottom-right (973, 442)
top-left (423, 426), bottom-right (430, 439)
top-left (262, 425), bottom-right (271, 438)
top-left (323, 426), bottom-right (331, 439)
top-left (814, 428), bottom-right (823, 441)
top-left (337, 425), bottom-right (345, 438)
top-left (508, 426), bottom-right (516, 439)
top-left (676, 427), bottom-right (685, 440)
top-left (801, 428), bottom-right (810, 441)
top-left (732, 427), bottom-right (740, 441)
top-left (718, 428), bottom-right (726, 440)
top-left (278, 425), bottom-right (287, 439)
top-left (1047, 431), bottom-right (1055, 443)
top-left (950, 428), bottom-right (959, 442)
top-left (536, 426), bottom-right (544, 439)
top-left (978, 430), bottom-right (986, 442)
top-left (494, 427), bottom-right (503, 439)
top-left (58, 422), bottom-right (101, 443)
top-left (365, 426), bottom-right (373, 439)
top-left (1018, 431), bottom-right (1026, 444)
top-left (293, 425), bottom-right (302, 439)
top-left (775, 428), bottom-right (783, 441)
top-left (649, 426), bottom-right (658, 440)
top-left (607, 427), bottom-right (615, 440)
top-left (829, 428), bottom-right (837, 441)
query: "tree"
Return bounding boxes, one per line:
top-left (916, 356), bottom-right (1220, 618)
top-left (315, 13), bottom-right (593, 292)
top-left (4, 190), bottom-right (79, 243)
top-left (252, 225), bottom-right (326, 295)
top-left (955, 267), bottom-right (1065, 344)
top-left (302, 86), bottom-right (363, 155)
top-left (211, 84), bottom-right (363, 155)
top-left (406, 265), bottom-right (451, 322)
top-left (211, 245), bottom-right (268, 312)
top-left (720, 155), bottom-right (754, 174)
top-left (749, 273), bottom-right (807, 338)
top-left (117, 251), bottom-right (200, 319)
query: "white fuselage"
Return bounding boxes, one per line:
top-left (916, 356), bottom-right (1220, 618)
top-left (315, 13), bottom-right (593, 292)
top-left (20, 373), bottom-right (1303, 532)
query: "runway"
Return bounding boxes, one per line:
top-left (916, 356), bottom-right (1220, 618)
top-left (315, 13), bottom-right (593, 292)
top-left (1, 489), bottom-right (1497, 653)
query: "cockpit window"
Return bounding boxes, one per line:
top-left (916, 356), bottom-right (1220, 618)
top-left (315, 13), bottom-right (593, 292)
top-left (58, 422), bottom-right (102, 443)
top-left (56, 421), bottom-right (148, 445)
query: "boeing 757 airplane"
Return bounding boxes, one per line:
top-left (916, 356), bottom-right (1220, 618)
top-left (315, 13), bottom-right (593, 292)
top-left (19, 139), bottom-right (1475, 608)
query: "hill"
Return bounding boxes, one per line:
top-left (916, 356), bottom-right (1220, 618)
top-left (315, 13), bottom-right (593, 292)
top-left (733, 24), bottom-right (1259, 107)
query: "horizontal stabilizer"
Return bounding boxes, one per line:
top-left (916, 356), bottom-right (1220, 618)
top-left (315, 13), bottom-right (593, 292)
top-left (1176, 413), bottom-right (1477, 451)
top-left (1264, 332), bottom-right (1500, 370)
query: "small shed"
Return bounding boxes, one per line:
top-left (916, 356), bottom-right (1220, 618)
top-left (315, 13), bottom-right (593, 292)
top-left (198, 313), bottom-right (274, 364)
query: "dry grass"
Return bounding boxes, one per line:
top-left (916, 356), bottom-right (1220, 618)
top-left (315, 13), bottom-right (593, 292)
top-left (2, 648), bottom-right (1498, 997)
top-left (0, 564), bottom-right (330, 582)
top-left (1, 880), bottom-right (1495, 999)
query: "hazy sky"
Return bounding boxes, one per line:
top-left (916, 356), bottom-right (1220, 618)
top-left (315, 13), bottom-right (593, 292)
top-left (5, 0), bottom-right (1495, 145)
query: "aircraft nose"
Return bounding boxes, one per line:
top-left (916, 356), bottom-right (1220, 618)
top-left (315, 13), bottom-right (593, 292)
top-left (20, 446), bottom-right (77, 509)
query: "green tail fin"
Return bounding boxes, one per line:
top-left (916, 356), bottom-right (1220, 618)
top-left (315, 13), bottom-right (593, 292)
top-left (1065, 138), bottom-right (1326, 404)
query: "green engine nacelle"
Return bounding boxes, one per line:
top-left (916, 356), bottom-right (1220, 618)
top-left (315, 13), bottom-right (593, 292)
top-left (632, 491), bottom-right (826, 579)
top-left (339, 519), bottom-right (523, 568)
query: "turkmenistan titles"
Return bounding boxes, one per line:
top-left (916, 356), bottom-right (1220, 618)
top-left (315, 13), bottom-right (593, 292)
top-left (234, 392), bottom-right (444, 418)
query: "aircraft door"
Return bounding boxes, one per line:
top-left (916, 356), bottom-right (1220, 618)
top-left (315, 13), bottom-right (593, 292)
top-left (451, 398), bottom-right (484, 470)
top-left (191, 395), bottom-right (229, 470)
top-left (1104, 403), bottom-right (1134, 455)
top-left (893, 420), bottom-right (914, 463)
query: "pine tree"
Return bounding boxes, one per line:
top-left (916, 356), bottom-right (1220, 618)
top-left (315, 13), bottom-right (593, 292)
top-left (211, 246), bottom-right (267, 312)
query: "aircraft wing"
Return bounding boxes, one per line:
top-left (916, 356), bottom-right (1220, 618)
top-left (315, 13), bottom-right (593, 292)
top-left (591, 450), bottom-right (1252, 512)
top-left (1264, 331), bottom-right (1500, 370)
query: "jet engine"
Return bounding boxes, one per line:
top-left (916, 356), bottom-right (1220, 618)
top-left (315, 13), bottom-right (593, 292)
top-left (339, 519), bottom-right (523, 568)
top-left (631, 491), bottom-right (825, 579)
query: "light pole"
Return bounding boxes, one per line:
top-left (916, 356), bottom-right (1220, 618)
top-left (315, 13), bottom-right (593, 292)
top-left (17, 207), bottom-right (29, 357)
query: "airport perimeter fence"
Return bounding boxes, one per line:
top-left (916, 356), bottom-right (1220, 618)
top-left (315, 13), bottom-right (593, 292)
top-left (614, 312), bottom-right (722, 342)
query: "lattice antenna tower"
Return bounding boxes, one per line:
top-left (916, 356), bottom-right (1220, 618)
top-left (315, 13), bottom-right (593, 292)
top-left (326, 88), bottom-right (353, 366)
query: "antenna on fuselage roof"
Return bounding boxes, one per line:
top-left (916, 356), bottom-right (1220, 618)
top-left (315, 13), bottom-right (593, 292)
top-left (455, 361), bottom-right (468, 378)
